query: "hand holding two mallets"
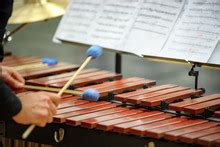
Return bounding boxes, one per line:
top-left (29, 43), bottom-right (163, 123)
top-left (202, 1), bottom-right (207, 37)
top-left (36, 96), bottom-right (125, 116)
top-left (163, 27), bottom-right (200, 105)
top-left (22, 45), bottom-right (103, 139)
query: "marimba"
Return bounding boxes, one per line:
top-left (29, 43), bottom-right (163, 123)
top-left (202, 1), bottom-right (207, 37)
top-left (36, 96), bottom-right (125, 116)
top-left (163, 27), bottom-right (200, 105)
top-left (1, 55), bottom-right (220, 147)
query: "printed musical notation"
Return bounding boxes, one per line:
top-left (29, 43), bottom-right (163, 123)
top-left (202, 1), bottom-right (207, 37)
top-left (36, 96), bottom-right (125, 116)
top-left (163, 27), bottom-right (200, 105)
top-left (54, 0), bottom-right (102, 43)
top-left (124, 0), bottom-right (185, 55)
top-left (88, 0), bottom-right (140, 50)
top-left (54, 0), bottom-right (220, 65)
top-left (160, 0), bottom-right (220, 63)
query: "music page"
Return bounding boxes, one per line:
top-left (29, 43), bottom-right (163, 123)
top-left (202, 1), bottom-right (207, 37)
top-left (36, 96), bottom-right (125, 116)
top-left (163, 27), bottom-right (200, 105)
top-left (54, 0), bottom-right (103, 44)
top-left (160, 0), bottom-right (220, 63)
top-left (124, 0), bottom-right (185, 55)
top-left (54, 0), bottom-right (185, 53)
top-left (87, 0), bottom-right (141, 50)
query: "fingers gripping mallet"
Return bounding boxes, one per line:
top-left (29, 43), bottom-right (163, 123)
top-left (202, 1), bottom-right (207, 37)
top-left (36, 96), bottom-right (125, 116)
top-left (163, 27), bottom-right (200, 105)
top-left (22, 45), bottom-right (102, 139)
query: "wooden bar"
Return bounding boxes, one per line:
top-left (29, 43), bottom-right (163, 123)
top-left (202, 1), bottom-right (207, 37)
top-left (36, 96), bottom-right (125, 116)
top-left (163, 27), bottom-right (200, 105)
top-left (96, 111), bottom-right (163, 131)
top-left (140, 89), bottom-right (203, 107)
top-left (44, 70), bottom-right (119, 86)
top-left (125, 86), bottom-right (189, 104)
top-left (163, 122), bottom-right (219, 141)
top-left (81, 109), bottom-right (143, 129)
top-left (129, 117), bottom-right (187, 136)
top-left (114, 84), bottom-right (178, 102)
top-left (196, 133), bottom-right (220, 146)
top-left (183, 99), bottom-right (220, 114)
top-left (169, 94), bottom-right (220, 111)
top-left (50, 72), bottom-right (122, 88)
top-left (97, 80), bottom-right (156, 97)
top-left (113, 113), bottom-right (173, 133)
top-left (26, 68), bottom-right (99, 86)
top-left (1, 56), bottom-right (40, 66)
top-left (65, 107), bottom-right (128, 126)
top-left (179, 126), bottom-right (220, 144)
top-left (58, 99), bottom-right (89, 109)
top-left (77, 77), bottom-right (151, 90)
top-left (53, 103), bottom-right (118, 123)
top-left (56, 101), bottom-right (111, 114)
top-left (145, 119), bottom-right (208, 139)
top-left (20, 64), bottom-right (79, 79)
top-left (3, 58), bottom-right (41, 67)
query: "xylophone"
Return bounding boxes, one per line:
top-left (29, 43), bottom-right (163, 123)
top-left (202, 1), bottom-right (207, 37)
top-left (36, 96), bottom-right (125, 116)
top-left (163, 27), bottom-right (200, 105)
top-left (1, 55), bottom-right (220, 147)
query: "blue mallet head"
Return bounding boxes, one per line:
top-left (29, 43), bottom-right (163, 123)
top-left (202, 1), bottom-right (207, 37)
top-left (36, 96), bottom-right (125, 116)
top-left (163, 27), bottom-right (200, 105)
top-left (42, 57), bottom-right (58, 65)
top-left (87, 45), bottom-right (103, 59)
top-left (82, 89), bottom-right (100, 101)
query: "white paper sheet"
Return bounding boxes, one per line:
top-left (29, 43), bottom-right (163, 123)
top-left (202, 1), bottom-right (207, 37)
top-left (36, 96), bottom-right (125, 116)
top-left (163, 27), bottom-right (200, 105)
top-left (208, 40), bottom-right (220, 65)
top-left (54, 0), bottom-right (220, 65)
top-left (124, 0), bottom-right (185, 55)
top-left (87, 0), bottom-right (141, 50)
top-left (54, 0), bottom-right (103, 44)
top-left (54, 0), bottom-right (185, 53)
top-left (160, 0), bottom-right (220, 63)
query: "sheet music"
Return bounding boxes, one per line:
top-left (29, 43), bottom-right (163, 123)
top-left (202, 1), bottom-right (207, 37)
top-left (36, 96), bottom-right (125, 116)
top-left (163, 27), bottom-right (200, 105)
top-left (124, 0), bottom-right (185, 55)
top-left (55, 0), bottom-right (141, 49)
top-left (54, 0), bottom-right (185, 53)
top-left (87, 0), bottom-right (141, 50)
top-left (54, 0), bottom-right (103, 44)
top-left (54, 0), bottom-right (220, 65)
top-left (160, 0), bottom-right (220, 63)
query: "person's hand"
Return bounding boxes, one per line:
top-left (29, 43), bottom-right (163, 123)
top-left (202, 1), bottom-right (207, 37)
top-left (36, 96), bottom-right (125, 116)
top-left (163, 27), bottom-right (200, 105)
top-left (0, 66), bottom-right (24, 89)
top-left (12, 91), bottom-right (60, 127)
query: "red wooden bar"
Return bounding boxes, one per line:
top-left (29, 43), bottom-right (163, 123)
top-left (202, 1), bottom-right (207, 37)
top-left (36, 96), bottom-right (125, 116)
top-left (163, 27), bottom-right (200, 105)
top-left (129, 117), bottom-right (187, 136)
top-left (2, 56), bottom-right (79, 79)
top-left (113, 113), bottom-right (173, 133)
top-left (214, 111), bottom-right (220, 118)
top-left (95, 111), bottom-right (163, 131)
top-left (163, 121), bottom-right (219, 141)
top-left (2, 55), bottom-right (36, 61)
top-left (75, 77), bottom-right (156, 97)
top-left (81, 109), bottom-right (143, 129)
top-left (145, 119), bottom-right (208, 139)
top-left (20, 63), bottom-right (79, 79)
top-left (1, 56), bottom-right (40, 66)
top-left (140, 89), bottom-right (203, 107)
top-left (58, 100), bottom-right (89, 109)
top-left (196, 133), bottom-right (220, 146)
top-left (169, 94), bottom-right (220, 111)
top-left (125, 86), bottom-right (189, 104)
top-left (183, 99), bottom-right (220, 114)
top-left (77, 77), bottom-right (152, 90)
top-left (50, 72), bottom-right (122, 88)
top-left (27, 69), bottom-right (122, 88)
top-left (2, 55), bottom-right (22, 61)
top-left (97, 80), bottom-right (156, 97)
top-left (114, 84), bottom-right (178, 102)
top-left (65, 107), bottom-right (128, 126)
top-left (54, 103), bottom-right (118, 123)
top-left (57, 101), bottom-right (111, 114)
top-left (26, 68), bottom-right (99, 86)
top-left (1, 58), bottom-right (41, 66)
top-left (179, 126), bottom-right (220, 144)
